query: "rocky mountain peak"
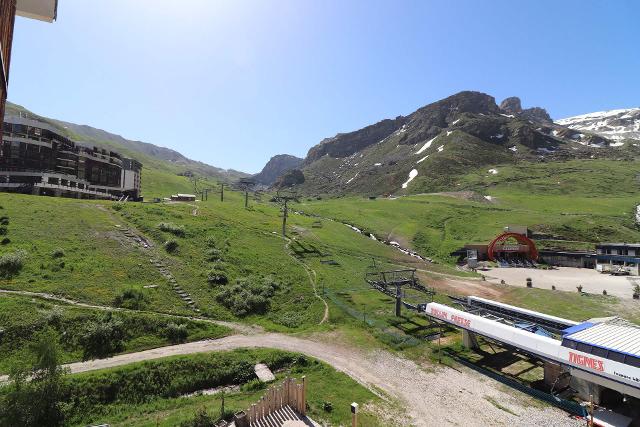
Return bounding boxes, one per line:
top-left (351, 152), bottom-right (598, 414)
top-left (253, 154), bottom-right (303, 185)
top-left (499, 97), bottom-right (523, 115)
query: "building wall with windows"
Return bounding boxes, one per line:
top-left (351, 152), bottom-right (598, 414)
top-left (595, 243), bottom-right (640, 275)
top-left (1, 116), bottom-right (142, 200)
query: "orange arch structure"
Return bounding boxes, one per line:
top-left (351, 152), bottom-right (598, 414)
top-left (487, 232), bottom-right (538, 261)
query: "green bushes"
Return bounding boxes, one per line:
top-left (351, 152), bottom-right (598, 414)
top-left (0, 249), bottom-right (27, 278)
top-left (165, 239), bottom-right (179, 253)
top-left (0, 329), bottom-right (66, 427)
top-left (158, 222), bottom-right (186, 237)
top-left (215, 276), bottom-right (279, 317)
top-left (207, 267), bottom-right (228, 286)
top-left (79, 313), bottom-right (125, 360)
top-left (113, 288), bottom-right (148, 310)
top-left (205, 247), bottom-right (223, 261)
top-left (51, 248), bottom-right (65, 258)
top-left (165, 322), bottom-right (189, 344)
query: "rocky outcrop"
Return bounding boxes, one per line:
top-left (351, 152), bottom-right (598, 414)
top-left (275, 169), bottom-right (305, 188)
top-left (305, 117), bottom-right (406, 163)
top-left (521, 107), bottom-right (552, 123)
top-left (253, 154), bottom-right (303, 185)
top-left (499, 97), bottom-right (523, 115)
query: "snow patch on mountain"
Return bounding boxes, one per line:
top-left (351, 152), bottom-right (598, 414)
top-left (556, 108), bottom-right (640, 141)
top-left (416, 136), bottom-right (438, 155)
top-left (402, 169), bottom-right (418, 189)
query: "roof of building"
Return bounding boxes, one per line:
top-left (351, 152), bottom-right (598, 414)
top-left (16, 0), bottom-right (57, 22)
top-left (172, 194), bottom-right (196, 198)
top-left (564, 318), bottom-right (640, 357)
top-left (597, 243), bottom-right (640, 249)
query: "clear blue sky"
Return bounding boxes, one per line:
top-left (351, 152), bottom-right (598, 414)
top-left (8, 0), bottom-right (640, 173)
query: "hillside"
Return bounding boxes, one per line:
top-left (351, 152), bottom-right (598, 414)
top-left (291, 92), bottom-right (639, 196)
top-left (252, 154), bottom-right (303, 185)
top-left (4, 102), bottom-right (248, 198)
top-left (556, 107), bottom-right (640, 142)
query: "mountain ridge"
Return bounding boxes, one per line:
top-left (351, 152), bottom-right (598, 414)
top-left (283, 91), bottom-right (638, 196)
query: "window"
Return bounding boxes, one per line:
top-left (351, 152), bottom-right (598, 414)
top-left (609, 351), bottom-right (626, 363)
top-left (576, 343), bottom-right (592, 353)
top-left (562, 339), bottom-right (578, 349)
top-left (627, 356), bottom-right (640, 368)
top-left (591, 346), bottom-right (608, 358)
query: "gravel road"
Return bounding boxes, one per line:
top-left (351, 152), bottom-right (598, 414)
top-left (33, 333), bottom-right (583, 427)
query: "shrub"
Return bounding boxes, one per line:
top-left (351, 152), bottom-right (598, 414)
top-left (205, 247), bottom-right (222, 261)
top-left (165, 239), bottom-right (179, 253)
top-left (180, 408), bottom-right (215, 427)
top-left (205, 236), bottom-right (217, 248)
top-left (0, 226), bottom-right (7, 235)
top-left (0, 249), bottom-right (27, 278)
top-left (0, 216), bottom-right (9, 225)
top-left (215, 276), bottom-right (279, 317)
top-left (79, 313), bottom-right (125, 359)
top-left (51, 248), bottom-right (65, 258)
top-left (207, 268), bottom-right (228, 286)
top-left (157, 222), bottom-right (186, 237)
top-left (111, 203), bottom-right (124, 211)
top-left (113, 288), bottom-right (147, 310)
top-left (165, 322), bottom-right (189, 344)
top-left (1, 237), bottom-right (9, 245)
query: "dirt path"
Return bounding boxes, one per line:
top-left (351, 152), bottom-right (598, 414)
top-left (12, 333), bottom-right (580, 427)
top-left (0, 289), bottom-right (257, 334)
top-left (284, 237), bottom-right (330, 324)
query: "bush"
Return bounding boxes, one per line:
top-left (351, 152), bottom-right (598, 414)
top-left (180, 408), bottom-right (216, 427)
top-left (111, 203), bottom-right (124, 211)
top-left (0, 216), bottom-right (9, 225)
top-left (215, 276), bottom-right (279, 317)
top-left (51, 248), bottom-right (65, 258)
top-left (0, 226), bottom-right (7, 235)
top-left (165, 322), bottom-right (189, 344)
top-left (165, 239), bottom-right (179, 253)
top-left (0, 249), bottom-right (27, 278)
top-left (157, 222), bottom-right (186, 237)
top-left (207, 268), bottom-right (228, 286)
top-left (79, 313), bottom-right (125, 359)
top-left (113, 288), bottom-right (147, 310)
top-left (0, 237), bottom-right (9, 245)
top-left (205, 247), bottom-right (222, 262)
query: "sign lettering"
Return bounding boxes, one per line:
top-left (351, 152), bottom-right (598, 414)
top-left (569, 352), bottom-right (604, 372)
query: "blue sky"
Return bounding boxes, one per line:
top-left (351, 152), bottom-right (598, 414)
top-left (8, 0), bottom-right (640, 173)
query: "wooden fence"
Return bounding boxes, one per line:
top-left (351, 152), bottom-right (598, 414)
top-left (246, 376), bottom-right (306, 424)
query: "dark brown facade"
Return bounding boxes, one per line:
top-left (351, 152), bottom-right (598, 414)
top-left (0, 0), bottom-right (17, 124)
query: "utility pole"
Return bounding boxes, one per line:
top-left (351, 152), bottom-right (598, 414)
top-left (220, 183), bottom-right (224, 202)
top-left (273, 191), bottom-right (298, 237)
top-left (239, 178), bottom-right (255, 209)
top-left (395, 283), bottom-right (402, 317)
top-left (282, 198), bottom-right (288, 236)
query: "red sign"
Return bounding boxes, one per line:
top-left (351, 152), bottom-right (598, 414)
top-left (430, 307), bottom-right (471, 328)
top-left (569, 352), bottom-right (604, 372)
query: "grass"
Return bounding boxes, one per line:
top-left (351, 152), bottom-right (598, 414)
top-left (60, 349), bottom-right (389, 427)
top-left (0, 293), bottom-right (230, 374)
top-left (299, 159), bottom-right (640, 261)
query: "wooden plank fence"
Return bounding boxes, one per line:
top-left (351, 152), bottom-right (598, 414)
top-left (247, 376), bottom-right (306, 424)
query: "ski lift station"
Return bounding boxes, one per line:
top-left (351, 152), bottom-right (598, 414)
top-left (424, 297), bottom-right (640, 408)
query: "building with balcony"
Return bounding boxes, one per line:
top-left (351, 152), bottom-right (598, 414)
top-left (0, 0), bottom-right (58, 123)
top-left (1, 116), bottom-right (142, 200)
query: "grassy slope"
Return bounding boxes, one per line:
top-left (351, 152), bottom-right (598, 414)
top-left (300, 159), bottom-right (640, 260)
top-left (0, 294), bottom-right (230, 374)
